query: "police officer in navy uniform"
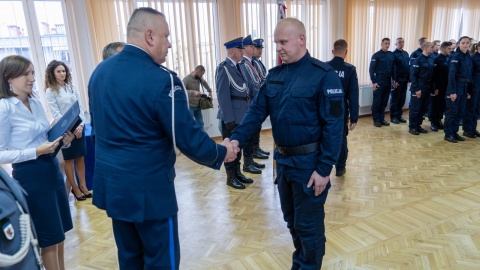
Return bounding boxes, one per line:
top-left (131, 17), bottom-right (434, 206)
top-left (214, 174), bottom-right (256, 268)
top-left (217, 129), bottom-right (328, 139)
top-left (444, 36), bottom-right (473, 143)
top-left (431, 41), bottom-right (453, 131)
top-left (390, 37), bottom-right (409, 124)
top-left (230, 18), bottom-right (344, 269)
top-left (251, 38), bottom-right (271, 158)
top-left (326, 39), bottom-right (359, 177)
top-left (88, 8), bottom-right (236, 269)
top-left (369, 37), bottom-right (396, 127)
top-left (410, 37), bottom-right (428, 65)
top-left (462, 40), bottom-right (480, 138)
top-left (409, 42), bottom-right (435, 135)
top-left (216, 37), bottom-right (254, 189)
top-left (239, 35), bottom-right (265, 174)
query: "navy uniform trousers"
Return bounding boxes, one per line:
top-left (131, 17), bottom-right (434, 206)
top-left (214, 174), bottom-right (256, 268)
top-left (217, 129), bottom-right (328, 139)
top-left (444, 94), bottom-right (468, 137)
top-left (112, 217), bottom-right (180, 270)
top-left (390, 79), bottom-right (408, 120)
top-left (409, 88), bottom-right (431, 129)
top-left (277, 163), bottom-right (331, 270)
top-left (463, 88), bottom-right (480, 133)
top-left (372, 78), bottom-right (391, 123)
top-left (335, 122), bottom-right (349, 172)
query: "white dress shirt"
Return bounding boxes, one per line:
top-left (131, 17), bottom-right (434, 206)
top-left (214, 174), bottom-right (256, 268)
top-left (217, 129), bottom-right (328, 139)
top-left (45, 84), bottom-right (85, 123)
top-left (0, 97), bottom-right (50, 164)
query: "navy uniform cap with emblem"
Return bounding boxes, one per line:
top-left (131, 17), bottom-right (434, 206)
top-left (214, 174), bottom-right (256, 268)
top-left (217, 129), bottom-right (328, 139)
top-left (224, 37), bottom-right (245, 49)
top-left (243, 35), bottom-right (253, 46)
top-left (253, 39), bottom-right (264, 48)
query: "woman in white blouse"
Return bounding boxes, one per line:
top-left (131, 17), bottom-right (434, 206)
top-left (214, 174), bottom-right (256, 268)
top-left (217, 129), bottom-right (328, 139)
top-left (0, 55), bottom-right (74, 270)
top-left (45, 60), bottom-right (91, 201)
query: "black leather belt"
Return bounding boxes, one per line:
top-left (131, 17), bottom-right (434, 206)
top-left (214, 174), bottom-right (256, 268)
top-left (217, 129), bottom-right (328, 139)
top-left (277, 142), bottom-right (320, 156)
top-left (231, 96), bottom-right (249, 101)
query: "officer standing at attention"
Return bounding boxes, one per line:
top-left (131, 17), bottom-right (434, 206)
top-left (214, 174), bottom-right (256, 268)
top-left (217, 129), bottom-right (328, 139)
top-left (326, 39), bottom-right (359, 177)
top-left (430, 41), bottom-right (453, 131)
top-left (229, 18), bottom-right (344, 269)
top-left (390, 37), bottom-right (410, 124)
top-left (408, 42), bottom-right (435, 135)
top-left (462, 40), bottom-right (480, 138)
top-left (239, 35), bottom-right (265, 174)
top-left (216, 37), bottom-right (254, 189)
top-left (410, 37), bottom-right (428, 65)
top-left (369, 37), bottom-right (396, 127)
top-left (444, 36), bottom-right (473, 143)
top-left (251, 38), bottom-right (271, 158)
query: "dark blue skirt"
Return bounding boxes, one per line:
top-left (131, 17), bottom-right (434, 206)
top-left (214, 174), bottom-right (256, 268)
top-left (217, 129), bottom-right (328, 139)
top-left (61, 130), bottom-right (86, 160)
top-left (12, 155), bottom-right (73, 248)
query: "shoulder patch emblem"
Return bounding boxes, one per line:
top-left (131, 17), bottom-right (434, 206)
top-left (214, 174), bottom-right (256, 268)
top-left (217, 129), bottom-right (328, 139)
top-left (168, 85), bottom-right (183, 97)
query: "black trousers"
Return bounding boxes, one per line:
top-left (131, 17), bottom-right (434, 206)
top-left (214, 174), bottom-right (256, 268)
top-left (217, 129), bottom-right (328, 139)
top-left (221, 121), bottom-right (242, 170)
top-left (389, 80), bottom-right (408, 120)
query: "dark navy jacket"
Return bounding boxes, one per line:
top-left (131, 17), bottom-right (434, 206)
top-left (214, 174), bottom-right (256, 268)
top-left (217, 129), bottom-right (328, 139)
top-left (410, 54), bottom-right (433, 92)
top-left (88, 45), bottom-right (226, 222)
top-left (447, 48), bottom-right (473, 95)
top-left (410, 48), bottom-right (423, 65)
top-left (216, 58), bottom-right (250, 124)
top-left (327, 56), bottom-right (359, 124)
top-left (433, 54), bottom-right (450, 94)
top-left (393, 49), bottom-right (410, 82)
top-left (230, 52), bottom-right (344, 177)
top-left (472, 52), bottom-right (480, 90)
top-left (369, 49), bottom-right (396, 83)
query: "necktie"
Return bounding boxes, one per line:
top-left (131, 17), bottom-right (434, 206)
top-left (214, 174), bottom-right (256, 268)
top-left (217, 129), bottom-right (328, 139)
top-left (236, 63), bottom-right (242, 74)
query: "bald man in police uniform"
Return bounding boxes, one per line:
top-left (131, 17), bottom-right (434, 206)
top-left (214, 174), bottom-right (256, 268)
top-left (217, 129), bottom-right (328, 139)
top-left (216, 37), bottom-right (254, 189)
top-left (230, 18), bottom-right (344, 269)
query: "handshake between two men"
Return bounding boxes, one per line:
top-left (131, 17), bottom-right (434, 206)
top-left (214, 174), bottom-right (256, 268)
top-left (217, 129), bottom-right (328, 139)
top-left (220, 138), bottom-right (241, 163)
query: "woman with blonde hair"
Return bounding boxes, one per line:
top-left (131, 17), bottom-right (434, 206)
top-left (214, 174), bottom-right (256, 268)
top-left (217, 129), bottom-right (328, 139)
top-left (45, 60), bottom-right (91, 200)
top-left (0, 55), bottom-right (74, 269)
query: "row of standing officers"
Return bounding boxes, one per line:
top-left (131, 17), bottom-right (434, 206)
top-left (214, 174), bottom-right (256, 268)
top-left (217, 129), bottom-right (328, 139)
top-left (369, 36), bottom-right (480, 142)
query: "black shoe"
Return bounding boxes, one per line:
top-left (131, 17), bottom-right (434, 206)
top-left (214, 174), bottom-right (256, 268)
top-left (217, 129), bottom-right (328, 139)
top-left (444, 136), bottom-right (458, 143)
top-left (409, 128), bottom-right (420, 135)
top-left (235, 165), bottom-right (254, 183)
top-left (399, 117), bottom-right (407, 123)
top-left (454, 133), bottom-right (465, 141)
top-left (243, 163), bottom-right (262, 174)
top-left (71, 190), bottom-right (86, 201)
top-left (418, 127), bottom-right (428, 134)
top-left (391, 118), bottom-right (400, 124)
top-left (475, 130), bottom-right (480, 136)
top-left (252, 161), bottom-right (265, 169)
top-left (226, 170), bottom-right (246, 189)
top-left (374, 122), bottom-right (382, 127)
top-left (336, 168), bottom-right (346, 177)
top-left (259, 148), bottom-right (270, 155)
top-left (381, 120), bottom-right (390, 126)
top-left (430, 124), bottom-right (438, 132)
top-left (437, 121), bottom-right (445, 129)
top-left (253, 151), bottom-right (269, 159)
top-left (463, 131), bottom-right (477, 138)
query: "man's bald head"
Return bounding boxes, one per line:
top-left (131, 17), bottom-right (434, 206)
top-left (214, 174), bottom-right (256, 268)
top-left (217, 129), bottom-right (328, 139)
top-left (127, 8), bottom-right (165, 41)
top-left (274, 18), bottom-right (307, 64)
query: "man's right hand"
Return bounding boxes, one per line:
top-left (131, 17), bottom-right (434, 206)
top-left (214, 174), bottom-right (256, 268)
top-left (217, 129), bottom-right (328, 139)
top-left (372, 83), bottom-right (379, 91)
top-left (194, 91), bottom-right (201, 97)
top-left (226, 122), bottom-right (236, 131)
top-left (450, 93), bottom-right (457, 102)
top-left (222, 138), bottom-right (237, 163)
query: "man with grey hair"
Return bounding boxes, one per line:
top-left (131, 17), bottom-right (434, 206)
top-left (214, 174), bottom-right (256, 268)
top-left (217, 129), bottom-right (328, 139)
top-left (88, 7), bottom-right (236, 269)
top-left (102, 41), bottom-right (126, 60)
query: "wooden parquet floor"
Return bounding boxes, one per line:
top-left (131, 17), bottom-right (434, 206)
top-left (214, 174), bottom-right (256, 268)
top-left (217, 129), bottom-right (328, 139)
top-left (64, 115), bottom-right (480, 270)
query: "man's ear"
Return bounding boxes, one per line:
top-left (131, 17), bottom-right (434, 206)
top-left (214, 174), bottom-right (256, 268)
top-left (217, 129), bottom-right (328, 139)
top-left (145, 29), bottom-right (154, 46)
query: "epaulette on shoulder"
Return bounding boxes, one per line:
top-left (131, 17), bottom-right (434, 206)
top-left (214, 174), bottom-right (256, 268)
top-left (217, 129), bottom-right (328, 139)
top-left (344, 62), bottom-right (354, 68)
top-left (310, 58), bottom-right (334, 71)
top-left (218, 61), bottom-right (227, 66)
top-left (159, 65), bottom-right (178, 76)
top-left (268, 63), bottom-right (284, 72)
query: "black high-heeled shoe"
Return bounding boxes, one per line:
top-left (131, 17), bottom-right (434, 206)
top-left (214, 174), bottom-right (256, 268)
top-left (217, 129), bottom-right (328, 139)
top-left (71, 190), bottom-right (86, 201)
top-left (82, 192), bottom-right (93, 198)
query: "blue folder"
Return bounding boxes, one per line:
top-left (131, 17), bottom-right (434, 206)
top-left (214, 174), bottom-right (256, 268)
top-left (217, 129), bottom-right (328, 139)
top-left (47, 101), bottom-right (81, 156)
